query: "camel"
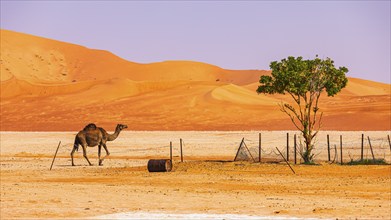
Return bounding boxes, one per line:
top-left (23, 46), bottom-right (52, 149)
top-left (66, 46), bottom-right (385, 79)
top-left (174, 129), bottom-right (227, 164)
top-left (71, 123), bottom-right (128, 166)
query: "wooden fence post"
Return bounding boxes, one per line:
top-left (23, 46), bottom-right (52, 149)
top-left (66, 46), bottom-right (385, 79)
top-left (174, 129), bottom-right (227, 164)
top-left (340, 135), bottom-right (343, 165)
top-left (50, 141), bottom-right (61, 171)
top-left (361, 134), bottom-right (364, 161)
top-left (286, 133), bottom-right (289, 162)
top-left (387, 135), bottom-right (391, 152)
top-left (327, 134), bottom-right (330, 162)
top-left (259, 133), bottom-right (262, 163)
top-left (276, 147), bottom-right (295, 174)
top-left (170, 141), bottom-right (173, 162)
top-left (367, 136), bottom-right (375, 162)
top-left (294, 134), bottom-right (297, 164)
top-left (180, 138), bottom-right (183, 162)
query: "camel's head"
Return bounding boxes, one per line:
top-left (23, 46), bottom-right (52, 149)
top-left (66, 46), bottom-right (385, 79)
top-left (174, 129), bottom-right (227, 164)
top-left (116, 124), bottom-right (128, 131)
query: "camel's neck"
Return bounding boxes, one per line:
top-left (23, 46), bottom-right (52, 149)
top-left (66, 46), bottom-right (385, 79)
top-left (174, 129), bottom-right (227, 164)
top-left (108, 128), bottom-right (121, 141)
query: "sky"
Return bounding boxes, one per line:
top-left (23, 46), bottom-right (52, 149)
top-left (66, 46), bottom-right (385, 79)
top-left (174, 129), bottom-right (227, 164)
top-left (1, 1), bottom-right (390, 83)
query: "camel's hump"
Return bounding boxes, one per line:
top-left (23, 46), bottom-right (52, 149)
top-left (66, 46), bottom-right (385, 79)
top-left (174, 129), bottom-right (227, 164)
top-left (83, 123), bottom-right (97, 131)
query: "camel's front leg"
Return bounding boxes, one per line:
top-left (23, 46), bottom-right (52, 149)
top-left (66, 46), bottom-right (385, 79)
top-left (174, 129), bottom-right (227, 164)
top-left (82, 145), bottom-right (93, 166)
top-left (103, 143), bottom-right (110, 156)
top-left (70, 146), bottom-right (77, 166)
top-left (99, 143), bottom-right (110, 166)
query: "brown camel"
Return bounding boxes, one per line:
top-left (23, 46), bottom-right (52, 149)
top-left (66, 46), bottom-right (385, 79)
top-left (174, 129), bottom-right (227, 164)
top-left (71, 123), bottom-right (128, 166)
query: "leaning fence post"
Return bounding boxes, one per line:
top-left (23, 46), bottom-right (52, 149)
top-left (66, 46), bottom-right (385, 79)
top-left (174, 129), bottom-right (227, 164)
top-left (170, 141), bottom-right (173, 162)
top-left (259, 133), bottom-right (262, 163)
top-left (276, 147), bottom-right (295, 174)
top-left (294, 134), bottom-right (297, 164)
top-left (327, 134), bottom-right (330, 162)
top-left (50, 141), bottom-right (61, 171)
top-left (180, 138), bottom-right (183, 162)
top-left (286, 133), bottom-right (289, 162)
top-left (361, 134), bottom-right (364, 161)
top-left (387, 135), bottom-right (391, 152)
top-left (340, 135), bottom-right (343, 165)
top-left (367, 136), bottom-right (375, 162)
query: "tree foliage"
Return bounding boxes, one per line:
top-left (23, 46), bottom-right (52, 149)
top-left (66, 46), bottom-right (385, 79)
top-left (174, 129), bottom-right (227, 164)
top-left (257, 56), bottom-right (348, 163)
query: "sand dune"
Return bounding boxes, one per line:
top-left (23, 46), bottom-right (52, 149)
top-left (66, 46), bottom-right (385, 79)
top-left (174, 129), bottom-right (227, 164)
top-left (0, 30), bottom-right (390, 131)
top-left (210, 84), bottom-right (278, 105)
top-left (1, 30), bottom-right (261, 84)
top-left (339, 77), bottom-right (390, 96)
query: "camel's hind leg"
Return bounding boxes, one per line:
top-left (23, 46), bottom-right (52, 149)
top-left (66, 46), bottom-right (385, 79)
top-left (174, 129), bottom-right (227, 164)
top-left (71, 140), bottom-right (79, 166)
top-left (82, 145), bottom-right (93, 166)
top-left (98, 144), bottom-right (103, 166)
top-left (99, 143), bottom-right (110, 166)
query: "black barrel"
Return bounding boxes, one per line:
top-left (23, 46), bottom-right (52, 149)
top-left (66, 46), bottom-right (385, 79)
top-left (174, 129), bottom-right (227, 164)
top-left (147, 159), bottom-right (172, 172)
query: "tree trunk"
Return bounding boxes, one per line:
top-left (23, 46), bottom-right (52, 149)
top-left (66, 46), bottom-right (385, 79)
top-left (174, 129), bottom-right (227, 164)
top-left (302, 130), bottom-right (313, 163)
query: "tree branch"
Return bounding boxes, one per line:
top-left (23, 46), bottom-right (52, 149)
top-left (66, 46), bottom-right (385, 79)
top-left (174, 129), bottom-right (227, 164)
top-left (279, 102), bottom-right (302, 131)
top-left (312, 112), bottom-right (323, 139)
top-left (287, 92), bottom-right (304, 122)
top-left (311, 92), bottom-right (322, 128)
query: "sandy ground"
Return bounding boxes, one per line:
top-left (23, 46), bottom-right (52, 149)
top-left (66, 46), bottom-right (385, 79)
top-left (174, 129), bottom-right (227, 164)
top-left (1, 131), bottom-right (390, 219)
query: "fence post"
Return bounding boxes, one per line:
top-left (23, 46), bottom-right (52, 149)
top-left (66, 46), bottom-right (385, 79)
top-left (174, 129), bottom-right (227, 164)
top-left (50, 141), bottom-right (61, 171)
top-left (170, 141), bottom-right (173, 162)
top-left (340, 135), bottom-right (343, 165)
top-left (367, 136), bottom-right (375, 162)
top-left (286, 133), bottom-right (289, 162)
top-left (361, 134), bottom-right (364, 161)
top-left (276, 147), bottom-right (295, 174)
top-left (294, 134), bottom-right (297, 164)
top-left (327, 134), bottom-right (330, 162)
top-left (259, 133), bottom-right (262, 163)
top-left (388, 135), bottom-right (391, 152)
top-left (180, 138), bottom-right (183, 162)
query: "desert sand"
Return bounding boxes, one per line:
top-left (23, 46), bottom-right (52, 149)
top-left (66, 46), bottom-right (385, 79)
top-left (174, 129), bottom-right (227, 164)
top-left (1, 131), bottom-right (390, 219)
top-left (1, 30), bottom-right (390, 131)
top-left (1, 30), bottom-right (391, 219)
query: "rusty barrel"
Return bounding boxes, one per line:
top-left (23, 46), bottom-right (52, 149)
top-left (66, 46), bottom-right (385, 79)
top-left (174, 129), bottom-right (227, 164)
top-left (147, 159), bottom-right (172, 172)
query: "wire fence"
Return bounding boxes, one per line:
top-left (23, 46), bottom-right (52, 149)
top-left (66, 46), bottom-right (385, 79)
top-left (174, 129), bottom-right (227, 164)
top-left (248, 132), bottom-right (383, 164)
top-left (235, 132), bottom-right (391, 164)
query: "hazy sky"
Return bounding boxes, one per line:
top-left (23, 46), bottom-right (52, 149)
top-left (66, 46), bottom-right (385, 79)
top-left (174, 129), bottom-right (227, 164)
top-left (1, 1), bottom-right (390, 83)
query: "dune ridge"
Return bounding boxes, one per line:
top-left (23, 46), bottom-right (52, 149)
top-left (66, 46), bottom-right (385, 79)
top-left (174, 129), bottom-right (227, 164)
top-left (0, 30), bottom-right (390, 131)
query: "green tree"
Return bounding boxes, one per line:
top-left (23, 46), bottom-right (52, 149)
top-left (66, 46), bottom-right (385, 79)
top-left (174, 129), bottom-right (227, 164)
top-left (257, 56), bottom-right (348, 163)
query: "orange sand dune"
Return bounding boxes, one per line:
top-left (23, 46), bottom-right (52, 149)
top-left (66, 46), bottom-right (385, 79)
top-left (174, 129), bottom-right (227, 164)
top-left (0, 30), bottom-right (390, 131)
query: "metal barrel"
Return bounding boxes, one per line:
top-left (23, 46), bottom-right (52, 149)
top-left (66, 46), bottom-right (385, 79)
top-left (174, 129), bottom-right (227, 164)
top-left (147, 159), bottom-right (172, 172)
